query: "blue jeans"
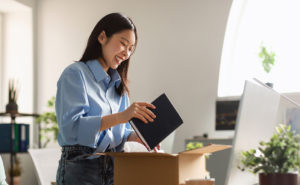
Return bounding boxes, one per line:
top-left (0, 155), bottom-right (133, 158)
top-left (56, 145), bottom-right (114, 185)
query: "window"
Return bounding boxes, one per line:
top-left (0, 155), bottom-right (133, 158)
top-left (218, 0), bottom-right (300, 97)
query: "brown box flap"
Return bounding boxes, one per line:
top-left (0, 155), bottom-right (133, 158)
top-left (180, 144), bottom-right (232, 155)
top-left (95, 152), bottom-right (177, 158)
top-left (178, 153), bottom-right (206, 184)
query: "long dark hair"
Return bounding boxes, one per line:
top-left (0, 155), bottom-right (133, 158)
top-left (79, 13), bottom-right (137, 96)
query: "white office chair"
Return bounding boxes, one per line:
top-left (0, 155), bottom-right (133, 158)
top-left (28, 148), bottom-right (61, 185)
top-left (0, 156), bottom-right (8, 185)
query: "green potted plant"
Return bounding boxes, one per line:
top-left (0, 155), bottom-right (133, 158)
top-left (185, 141), bottom-right (210, 159)
top-left (6, 79), bottom-right (18, 113)
top-left (36, 97), bottom-right (58, 148)
top-left (258, 45), bottom-right (276, 88)
top-left (7, 156), bottom-right (22, 185)
top-left (238, 124), bottom-right (300, 185)
top-left (186, 141), bottom-right (203, 151)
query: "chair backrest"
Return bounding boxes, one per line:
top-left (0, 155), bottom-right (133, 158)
top-left (0, 156), bottom-right (8, 185)
top-left (28, 148), bottom-right (61, 185)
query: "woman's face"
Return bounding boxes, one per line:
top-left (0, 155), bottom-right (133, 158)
top-left (98, 29), bottom-right (136, 71)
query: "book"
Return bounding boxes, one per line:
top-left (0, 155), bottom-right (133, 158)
top-left (0, 123), bottom-right (29, 153)
top-left (14, 123), bottom-right (20, 152)
top-left (19, 124), bottom-right (30, 152)
top-left (0, 123), bottom-right (20, 153)
top-left (0, 124), bottom-right (11, 153)
top-left (129, 93), bottom-right (183, 151)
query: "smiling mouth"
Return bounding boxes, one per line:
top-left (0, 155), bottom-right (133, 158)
top-left (115, 56), bottom-right (123, 64)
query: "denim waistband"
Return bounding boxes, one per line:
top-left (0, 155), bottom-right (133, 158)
top-left (62, 145), bottom-right (96, 153)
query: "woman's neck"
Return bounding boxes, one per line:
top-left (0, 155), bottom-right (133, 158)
top-left (97, 57), bottom-right (109, 72)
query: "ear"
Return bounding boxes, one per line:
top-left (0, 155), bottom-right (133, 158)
top-left (98, 31), bottom-right (107, 45)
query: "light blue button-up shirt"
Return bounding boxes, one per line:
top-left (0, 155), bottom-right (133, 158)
top-left (56, 59), bottom-right (133, 152)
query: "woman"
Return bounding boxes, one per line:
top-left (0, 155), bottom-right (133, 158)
top-left (56, 13), bottom-right (157, 185)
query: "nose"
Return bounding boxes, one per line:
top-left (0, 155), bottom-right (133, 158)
top-left (122, 49), bottom-right (131, 59)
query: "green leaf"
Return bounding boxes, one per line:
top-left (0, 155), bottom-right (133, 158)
top-left (36, 96), bottom-right (58, 147)
top-left (185, 142), bottom-right (203, 151)
top-left (258, 46), bottom-right (276, 73)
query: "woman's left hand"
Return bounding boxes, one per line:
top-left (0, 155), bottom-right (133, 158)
top-left (127, 132), bottom-right (161, 152)
top-left (153, 144), bottom-right (161, 152)
top-left (127, 132), bottom-right (144, 145)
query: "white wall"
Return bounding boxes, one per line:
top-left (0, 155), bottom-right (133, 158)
top-left (16, 0), bottom-right (35, 8)
top-left (36, 0), bottom-right (234, 153)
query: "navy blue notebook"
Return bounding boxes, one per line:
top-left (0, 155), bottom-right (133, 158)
top-left (129, 93), bottom-right (183, 151)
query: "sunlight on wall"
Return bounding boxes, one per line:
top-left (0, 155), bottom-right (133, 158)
top-left (218, 0), bottom-right (300, 97)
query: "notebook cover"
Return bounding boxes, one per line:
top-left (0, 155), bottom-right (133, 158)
top-left (130, 93), bottom-right (183, 150)
top-left (0, 124), bottom-right (11, 153)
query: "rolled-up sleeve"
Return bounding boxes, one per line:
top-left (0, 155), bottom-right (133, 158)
top-left (56, 68), bottom-right (101, 147)
top-left (124, 123), bottom-right (133, 141)
top-left (122, 95), bottom-right (133, 142)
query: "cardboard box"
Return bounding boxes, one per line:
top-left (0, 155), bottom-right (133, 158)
top-left (96, 144), bottom-right (231, 185)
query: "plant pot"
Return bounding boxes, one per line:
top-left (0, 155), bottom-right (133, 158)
top-left (259, 173), bottom-right (298, 185)
top-left (6, 102), bottom-right (18, 114)
top-left (8, 176), bottom-right (21, 185)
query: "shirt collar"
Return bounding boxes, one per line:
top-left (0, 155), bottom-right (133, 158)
top-left (108, 68), bottom-right (122, 88)
top-left (86, 59), bottom-right (121, 87)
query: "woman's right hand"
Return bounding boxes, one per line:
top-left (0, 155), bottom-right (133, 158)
top-left (121, 102), bottom-right (156, 123)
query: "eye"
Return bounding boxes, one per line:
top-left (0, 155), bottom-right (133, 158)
top-left (129, 46), bottom-right (135, 53)
top-left (120, 41), bottom-right (126, 46)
